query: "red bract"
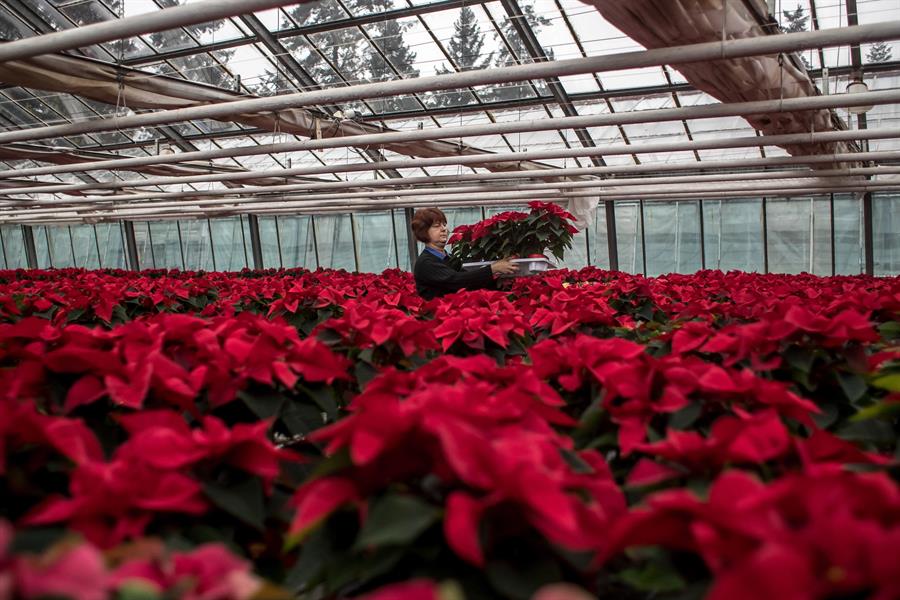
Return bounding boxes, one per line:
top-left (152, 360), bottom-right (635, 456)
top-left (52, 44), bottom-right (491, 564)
top-left (116, 410), bottom-right (293, 488)
top-left (316, 299), bottom-right (438, 357)
top-left (607, 468), bottom-right (900, 600)
top-left (432, 290), bottom-right (530, 351)
top-left (111, 543), bottom-right (260, 600)
top-left (1, 312), bottom-right (349, 412)
top-left (531, 335), bottom-right (819, 453)
top-left (632, 410), bottom-right (791, 472)
top-left (23, 456), bottom-right (207, 547)
top-left (13, 541), bottom-right (108, 600)
top-left (290, 355), bottom-right (624, 565)
top-left (0, 401), bottom-right (103, 474)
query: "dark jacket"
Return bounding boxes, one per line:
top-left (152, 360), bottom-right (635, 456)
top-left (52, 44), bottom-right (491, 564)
top-left (413, 248), bottom-right (495, 300)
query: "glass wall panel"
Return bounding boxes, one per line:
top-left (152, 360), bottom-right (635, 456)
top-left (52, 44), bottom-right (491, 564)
top-left (355, 211), bottom-right (397, 273)
top-left (873, 192), bottom-right (900, 276)
top-left (558, 229), bottom-right (588, 270)
top-left (70, 224), bottom-right (100, 269)
top-left (278, 215), bottom-right (317, 269)
top-left (32, 225), bottom-right (52, 269)
top-left (209, 218), bottom-right (248, 271)
top-left (766, 197), bottom-right (832, 275)
top-left (587, 202), bottom-right (610, 270)
top-left (47, 227), bottom-right (75, 268)
top-left (394, 209), bottom-right (412, 271)
top-left (314, 214), bottom-right (355, 271)
top-left (643, 201), bottom-right (702, 276)
top-left (133, 222), bottom-right (155, 270)
top-left (833, 194), bottom-right (863, 275)
top-left (258, 216), bottom-right (282, 268)
top-left (0, 225), bottom-right (28, 269)
top-left (703, 199), bottom-right (764, 272)
top-left (241, 216), bottom-right (253, 268)
top-left (615, 201), bottom-right (644, 274)
top-left (177, 220), bottom-right (213, 271)
top-left (95, 223), bottom-right (126, 269)
top-left (148, 221), bottom-right (184, 270)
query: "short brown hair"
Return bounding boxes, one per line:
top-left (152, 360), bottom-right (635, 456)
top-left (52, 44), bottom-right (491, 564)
top-left (410, 208), bottom-right (447, 243)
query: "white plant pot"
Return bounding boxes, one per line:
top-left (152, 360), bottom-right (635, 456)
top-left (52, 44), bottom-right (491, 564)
top-left (461, 257), bottom-right (555, 277)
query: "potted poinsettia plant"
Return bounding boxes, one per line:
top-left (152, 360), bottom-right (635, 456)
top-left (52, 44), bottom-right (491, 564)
top-left (449, 201), bottom-right (579, 274)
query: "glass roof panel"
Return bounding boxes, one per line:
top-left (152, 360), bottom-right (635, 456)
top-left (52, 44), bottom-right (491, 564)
top-left (602, 67), bottom-right (671, 91)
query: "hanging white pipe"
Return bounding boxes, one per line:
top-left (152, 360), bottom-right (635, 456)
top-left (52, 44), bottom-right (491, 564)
top-left (6, 128), bottom-right (900, 198)
top-left (4, 89), bottom-right (900, 181)
top-left (1, 22), bottom-right (899, 145)
top-left (4, 167), bottom-right (898, 213)
top-left (5, 165), bottom-right (898, 208)
top-left (0, 0), bottom-right (302, 64)
top-left (4, 179), bottom-right (898, 222)
top-left (4, 185), bottom-right (894, 225)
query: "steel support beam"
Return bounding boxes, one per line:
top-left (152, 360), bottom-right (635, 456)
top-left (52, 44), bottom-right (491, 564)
top-left (2, 22), bottom-right (899, 145)
top-left (863, 191), bottom-right (875, 275)
top-left (0, 0), bottom-right (303, 63)
top-left (247, 214), bottom-right (264, 270)
top-left (21, 225), bottom-right (38, 269)
top-left (404, 207), bottom-right (418, 268)
top-left (122, 220), bottom-right (139, 270)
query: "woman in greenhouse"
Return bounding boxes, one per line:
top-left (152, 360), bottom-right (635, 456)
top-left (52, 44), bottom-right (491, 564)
top-left (412, 207), bottom-right (518, 300)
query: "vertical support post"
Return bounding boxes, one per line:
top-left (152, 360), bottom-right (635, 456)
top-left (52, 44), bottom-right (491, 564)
top-left (175, 221), bottom-right (186, 270)
top-left (404, 207), bottom-right (418, 268)
top-left (274, 217), bottom-right (284, 268)
top-left (390, 208), bottom-right (400, 269)
top-left (310, 215), bottom-right (320, 269)
top-left (863, 191), bottom-right (874, 275)
top-left (349, 213), bottom-right (361, 273)
top-left (638, 199), bottom-right (647, 276)
top-left (584, 225), bottom-right (591, 266)
top-left (93, 224), bottom-right (102, 269)
top-left (44, 227), bottom-right (54, 268)
top-left (22, 225), bottom-right (38, 269)
top-left (0, 226), bottom-right (8, 269)
top-left (762, 197), bottom-right (769, 274)
top-left (699, 199), bottom-right (706, 270)
top-left (123, 221), bottom-right (140, 270)
top-left (207, 219), bottom-right (217, 271)
top-left (605, 200), bottom-right (618, 271)
top-left (67, 226), bottom-right (77, 268)
top-left (247, 214), bottom-right (264, 270)
top-left (829, 193), bottom-right (836, 276)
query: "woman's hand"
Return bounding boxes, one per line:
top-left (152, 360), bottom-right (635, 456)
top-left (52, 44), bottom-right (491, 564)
top-left (491, 257), bottom-right (519, 275)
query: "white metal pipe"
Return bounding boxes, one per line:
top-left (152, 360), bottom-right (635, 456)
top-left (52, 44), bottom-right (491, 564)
top-left (6, 128), bottom-right (900, 198)
top-left (5, 186), bottom-right (896, 225)
top-left (4, 179), bottom-right (898, 221)
top-left (4, 89), bottom-right (900, 181)
top-left (0, 0), bottom-right (301, 64)
top-left (4, 167), bottom-right (897, 213)
top-left (1, 22), bottom-right (899, 145)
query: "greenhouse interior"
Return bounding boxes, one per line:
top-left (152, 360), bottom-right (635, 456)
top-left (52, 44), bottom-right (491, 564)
top-left (2, 1), bottom-right (900, 599)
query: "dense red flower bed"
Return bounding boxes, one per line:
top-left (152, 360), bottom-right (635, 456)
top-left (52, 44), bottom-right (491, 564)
top-left (0, 266), bottom-right (898, 600)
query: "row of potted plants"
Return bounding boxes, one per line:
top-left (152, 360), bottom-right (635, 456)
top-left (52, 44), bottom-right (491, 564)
top-left (0, 265), bottom-right (898, 599)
